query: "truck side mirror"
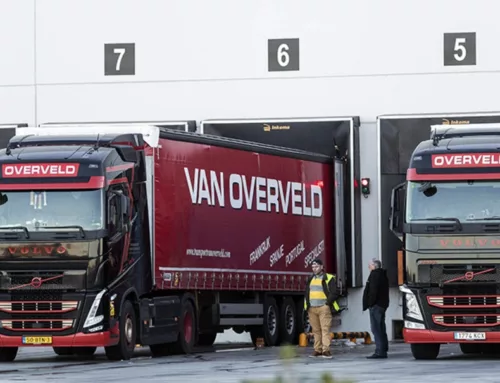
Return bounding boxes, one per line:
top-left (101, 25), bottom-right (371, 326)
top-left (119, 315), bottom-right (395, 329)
top-left (389, 182), bottom-right (406, 241)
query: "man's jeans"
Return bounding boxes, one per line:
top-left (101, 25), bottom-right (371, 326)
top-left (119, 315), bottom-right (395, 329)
top-left (369, 305), bottom-right (388, 356)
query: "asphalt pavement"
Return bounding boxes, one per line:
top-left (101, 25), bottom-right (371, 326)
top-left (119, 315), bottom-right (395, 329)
top-left (0, 341), bottom-right (498, 382)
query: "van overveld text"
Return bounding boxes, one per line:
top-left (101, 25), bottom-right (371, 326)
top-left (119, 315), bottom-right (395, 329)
top-left (184, 167), bottom-right (323, 218)
top-left (432, 153), bottom-right (500, 168)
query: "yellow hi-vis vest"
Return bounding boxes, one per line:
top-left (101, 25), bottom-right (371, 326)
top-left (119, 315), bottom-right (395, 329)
top-left (304, 273), bottom-right (340, 312)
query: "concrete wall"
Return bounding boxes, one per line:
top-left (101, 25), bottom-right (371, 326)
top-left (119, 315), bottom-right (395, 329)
top-left (2, 0), bottom-right (499, 341)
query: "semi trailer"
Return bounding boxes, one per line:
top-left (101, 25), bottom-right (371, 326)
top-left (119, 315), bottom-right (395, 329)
top-left (0, 123), bottom-right (345, 361)
top-left (390, 123), bottom-right (500, 359)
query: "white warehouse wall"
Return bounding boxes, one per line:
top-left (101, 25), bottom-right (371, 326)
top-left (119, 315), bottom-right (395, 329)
top-left (2, 0), bottom-right (500, 342)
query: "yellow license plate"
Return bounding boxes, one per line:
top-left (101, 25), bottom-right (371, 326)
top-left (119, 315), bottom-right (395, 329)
top-left (22, 336), bottom-right (52, 345)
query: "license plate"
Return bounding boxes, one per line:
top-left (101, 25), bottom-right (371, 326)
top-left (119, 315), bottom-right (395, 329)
top-left (22, 336), bottom-right (53, 345)
top-left (454, 332), bottom-right (486, 340)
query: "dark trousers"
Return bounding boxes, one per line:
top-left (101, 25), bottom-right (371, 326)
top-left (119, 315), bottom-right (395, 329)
top-left (369, 305), bottom-right (388, 356)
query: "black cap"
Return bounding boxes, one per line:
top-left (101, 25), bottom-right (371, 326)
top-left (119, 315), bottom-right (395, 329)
top-left (311, 258), bottom-right (323, 266)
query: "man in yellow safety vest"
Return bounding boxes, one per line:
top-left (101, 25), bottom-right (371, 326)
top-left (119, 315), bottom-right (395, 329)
top-left (304, 258), bottom-right (340, 359)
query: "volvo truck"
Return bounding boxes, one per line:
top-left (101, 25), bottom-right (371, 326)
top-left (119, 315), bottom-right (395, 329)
top-left (0, 124), bottom-right (347, 361)
top-left (390, 123), bottom-right (500, 359)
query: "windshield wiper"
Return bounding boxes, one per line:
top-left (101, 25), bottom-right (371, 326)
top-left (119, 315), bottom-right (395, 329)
top-left (412, 217), bottom-right (462, 231)
top-left (37, 225), bottom-right (85, 238)
top-left (0, 226), bottom-right (29, 239)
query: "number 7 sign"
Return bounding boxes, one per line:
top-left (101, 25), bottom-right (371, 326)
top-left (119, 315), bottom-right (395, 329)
top-left (104, 43), bottom-right (136, 76)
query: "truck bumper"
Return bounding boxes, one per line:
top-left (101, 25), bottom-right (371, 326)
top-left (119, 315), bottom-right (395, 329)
top-left (0, 323), bottom-right (120, 348)
top-left (404, 328), bottom-right (500, 343)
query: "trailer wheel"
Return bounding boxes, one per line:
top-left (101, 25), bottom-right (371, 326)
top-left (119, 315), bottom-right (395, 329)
top-left (53, 347), bottom-right (73, 356)
top-left (0, 347), bottom-right (17, 362)
top-left (263, 296), bottom-right (279, 347)
top-left (105, 299), bottom-right (137, 361)
top-left (410, 343), bottom-right (440, 360)
top-left (278, 297), bottom-right (297, 345)
top-left (172, 296), bottom-right (196, 354)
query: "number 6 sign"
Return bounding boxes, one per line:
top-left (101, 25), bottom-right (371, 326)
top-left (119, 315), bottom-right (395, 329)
top-left (443, 33), bottom-right (476, 66)
top-left (268, 38), bottom-right (300, 72)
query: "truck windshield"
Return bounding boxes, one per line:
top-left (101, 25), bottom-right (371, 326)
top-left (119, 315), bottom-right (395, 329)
top-left (406, 181), bottom-right (500, 222)
top-left (0, 190), bottom-right (103, 231)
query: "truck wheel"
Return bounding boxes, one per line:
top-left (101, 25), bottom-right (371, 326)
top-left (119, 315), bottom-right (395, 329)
top-left (278, 297), bottom-right (297, 345)
top-left (0, 347), bottom-right (17, 362)
top-left (105, 299), bottom-right (137, 361)
top-left (263, 296), bottom-right (279, 347)
top-left (172, 296), bottom-right (196, 354)
top-left (410, 343), bottom-right (440, 360)
top-left (73, 347), bottom-right (97, 357)
top-left (53, 347), bottom-right (73, 356)
top-left (197, 332), bottom-right (217, 346)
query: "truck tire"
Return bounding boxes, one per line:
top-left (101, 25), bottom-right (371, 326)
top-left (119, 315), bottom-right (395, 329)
top-left (0, 347), bottom-right (17, 362)
top-left (278, 297), bottom-right (297, 345)
top-left (172, 296), bottom-right (196, 354)
top-left (197, 332), bottom-right (217, 346)
top-left (53, 347), bottom-right (73, 356)
top-left (105, 299), bottom-right (137, 361)
top-left (410, 343), bottom-right (440, 360)
top-left (263, 296), bottom-right (279, 347)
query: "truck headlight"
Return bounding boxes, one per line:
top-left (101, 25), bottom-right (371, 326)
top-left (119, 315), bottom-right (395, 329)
top-left (83, 289), bottom-right (106, 328)
top-left (399, 285), bottom-right (424, 321)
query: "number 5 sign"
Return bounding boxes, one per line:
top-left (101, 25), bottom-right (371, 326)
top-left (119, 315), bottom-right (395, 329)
top-left (443, 33), bottom-right (476, 66)
top-left (104, 43), bottom-right (136, 76)
top-left (268, 38), bottom-right (300, 72)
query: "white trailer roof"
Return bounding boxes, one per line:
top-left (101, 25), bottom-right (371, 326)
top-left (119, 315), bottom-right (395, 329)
top-left (15, 124), bottom-right (161, 148)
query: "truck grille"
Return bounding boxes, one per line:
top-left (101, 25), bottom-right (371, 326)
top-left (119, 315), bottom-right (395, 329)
top-left (427, 295), bottom-right (500, 308)
top-left (1, 319), bottom-right (74, 331)
top-left (422, 264), bottom-right (500, 284)
top-left (0, 300), bottom-right (78, 313)
top-left (433, 314), bottom-right (500, 327)
top-left (1, 271), bottom-right (71, 290)
top-left (0, 299), bottom-right (79, 332)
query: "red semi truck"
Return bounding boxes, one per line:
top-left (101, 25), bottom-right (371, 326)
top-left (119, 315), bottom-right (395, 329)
top-left (0, 124), bottom-right (341, 361)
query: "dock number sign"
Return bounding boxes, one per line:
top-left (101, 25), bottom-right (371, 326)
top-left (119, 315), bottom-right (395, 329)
top-left (268, 38), bottom-right (300, 72)
top-left (443, 32), bottom-right (476, 66)
top-left (104, 43), bottom-right (136, 76)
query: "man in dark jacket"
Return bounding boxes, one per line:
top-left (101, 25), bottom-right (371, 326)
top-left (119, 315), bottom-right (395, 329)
top-left (363, 258), bottom-right (389, 359)
top-left (304, 258), bottom-right (340, 358)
